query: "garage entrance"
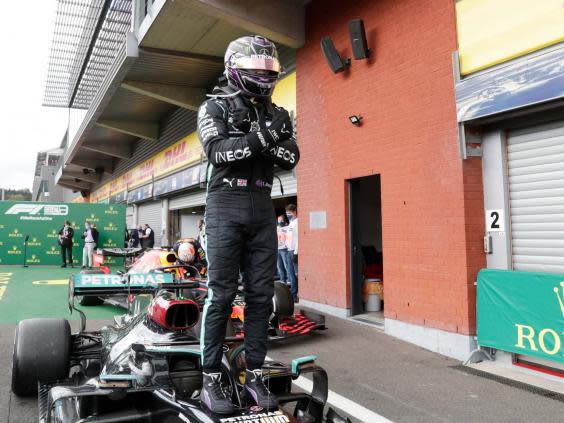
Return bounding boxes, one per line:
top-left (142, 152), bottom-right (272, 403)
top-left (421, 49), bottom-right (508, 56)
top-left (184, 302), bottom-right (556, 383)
top-left (348, 175), bottom-right (384, 324)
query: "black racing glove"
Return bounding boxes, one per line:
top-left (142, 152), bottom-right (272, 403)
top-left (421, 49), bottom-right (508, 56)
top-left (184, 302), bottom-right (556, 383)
top-left (229, 107), bottom-right (251, 133)
top-left (267, 108), bottom-right (293, 143)
top-left (246, 108), bottom-right (293, 152)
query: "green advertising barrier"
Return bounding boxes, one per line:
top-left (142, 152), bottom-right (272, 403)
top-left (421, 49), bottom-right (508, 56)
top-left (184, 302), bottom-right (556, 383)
top-left (477, 269), bottom-right (564, 364)
top-left (0, 202), bottom-right (125, 266)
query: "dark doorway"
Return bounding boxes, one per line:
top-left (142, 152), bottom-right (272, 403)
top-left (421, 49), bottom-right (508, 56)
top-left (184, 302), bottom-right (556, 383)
top-left (348, 175), bottom-right (383, 322)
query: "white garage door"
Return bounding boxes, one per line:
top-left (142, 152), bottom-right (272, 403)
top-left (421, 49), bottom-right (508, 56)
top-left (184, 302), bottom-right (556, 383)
top-left (137, 201), bottom-right (162, 247)
top-left (126, 205), bottom-right (135, 229)
top-left (169, 190), bottom-right (207, 210)
top-left (507, 121), bottom-right (564, 273)
top-left (271, 170), bottom-right (297, 198)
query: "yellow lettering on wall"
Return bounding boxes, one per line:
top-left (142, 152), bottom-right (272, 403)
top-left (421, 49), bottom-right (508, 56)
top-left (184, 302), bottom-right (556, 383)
top-left (515, 324), bottom-right (538, 351)
top-left (538, 328), bottom-right (560, 355)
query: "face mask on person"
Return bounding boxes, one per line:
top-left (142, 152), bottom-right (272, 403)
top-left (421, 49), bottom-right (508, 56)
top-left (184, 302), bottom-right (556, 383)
top-left (286, 213), bottom-right (294, 221)
top-left (277, 221), bottom-right (285, 227)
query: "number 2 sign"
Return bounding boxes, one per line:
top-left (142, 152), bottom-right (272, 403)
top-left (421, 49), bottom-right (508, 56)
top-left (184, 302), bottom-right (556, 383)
top-left (486, 209), bottom-right (505, 232)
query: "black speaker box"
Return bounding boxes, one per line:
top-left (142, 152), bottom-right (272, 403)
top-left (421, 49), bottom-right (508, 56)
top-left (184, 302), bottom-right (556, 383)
top-left (320, 36), bottom-right (350, 73)
top-left (349, 19), bottom-right (370, 59)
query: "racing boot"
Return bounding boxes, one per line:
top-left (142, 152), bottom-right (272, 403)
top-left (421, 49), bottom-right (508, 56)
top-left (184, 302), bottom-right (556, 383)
top-left (200, 372), bottom-right (234, 414)
top-left (244, 369), bottom-right (279, 409)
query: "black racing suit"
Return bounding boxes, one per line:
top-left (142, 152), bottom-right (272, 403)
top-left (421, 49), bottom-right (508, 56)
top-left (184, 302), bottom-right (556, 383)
top-left (197, 89), bottom-right (299, 372)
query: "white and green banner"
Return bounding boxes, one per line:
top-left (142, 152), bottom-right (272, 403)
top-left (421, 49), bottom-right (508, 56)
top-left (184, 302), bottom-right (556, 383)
top-left (0, 201), bottom-right (125, 266)
top-left (477, 269), bottom-right (564, 364)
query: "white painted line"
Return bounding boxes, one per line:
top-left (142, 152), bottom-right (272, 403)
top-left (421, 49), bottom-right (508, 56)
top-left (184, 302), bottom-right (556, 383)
top-left (293, 375), bottom-right (394, 423)
top-left (266, 355), bottom-right (392, 423)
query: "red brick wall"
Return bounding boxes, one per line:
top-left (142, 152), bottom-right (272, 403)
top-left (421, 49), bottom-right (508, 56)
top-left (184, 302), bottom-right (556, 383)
top-left (296, 0), bottom-right (485, 335)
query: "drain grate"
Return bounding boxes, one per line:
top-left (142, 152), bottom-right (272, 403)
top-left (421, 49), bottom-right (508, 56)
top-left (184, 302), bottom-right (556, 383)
top-left (351, 317), bottom-right (384, 328)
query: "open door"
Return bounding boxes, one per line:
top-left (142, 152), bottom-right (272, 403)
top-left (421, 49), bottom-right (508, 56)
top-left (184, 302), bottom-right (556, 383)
top-left (348, 175), bottom-right (383, 321)
top-left (349, 178), bottom-right (364, 315)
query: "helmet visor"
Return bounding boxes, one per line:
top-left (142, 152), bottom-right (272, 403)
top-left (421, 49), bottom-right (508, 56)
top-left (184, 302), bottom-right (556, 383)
top-left (234, 55), bottom-right (281, 73)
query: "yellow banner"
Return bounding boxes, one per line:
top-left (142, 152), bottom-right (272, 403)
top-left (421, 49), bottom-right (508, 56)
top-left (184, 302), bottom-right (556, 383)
top-left (90, 132), bottom-right (202, 202)
top-left (456, 0), bottom-right (564, 75)
top-left (90, 72), bottom-right (296, 202)
top-left (272, 72), bottom-right (296, 114)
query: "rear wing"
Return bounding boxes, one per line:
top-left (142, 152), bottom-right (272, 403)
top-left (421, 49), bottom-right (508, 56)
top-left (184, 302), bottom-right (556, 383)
top-left (68, 273), bottom-right (175, 314)
top-left (68, 272), bottom-right (206, 332)
top-left (68, 272), bottom-right (175, 332)
top-left (70, 272), bottom-right (175, 299)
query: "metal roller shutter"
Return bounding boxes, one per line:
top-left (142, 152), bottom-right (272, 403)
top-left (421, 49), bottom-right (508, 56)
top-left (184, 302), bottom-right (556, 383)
top-left (507, 121), bottom-right (564, 274)
top-left (272, 170), bottom-right (296, 198)
top-left (137, 201), bottom-right (163, 247)
top-left (126, 205), bottom-right (134, 229)
top-left (169, 190), bottom-right (207, 211)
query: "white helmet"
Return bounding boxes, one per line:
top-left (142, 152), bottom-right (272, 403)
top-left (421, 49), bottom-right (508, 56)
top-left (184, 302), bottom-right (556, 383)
top-left (177, 242), bottom-right (196, 264)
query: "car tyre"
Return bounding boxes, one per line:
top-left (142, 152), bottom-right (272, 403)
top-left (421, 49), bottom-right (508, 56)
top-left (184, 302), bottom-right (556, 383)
top-left (273, 281), bottom-right (294, 318)
top-left (12, 318), bottom-right (71, 397)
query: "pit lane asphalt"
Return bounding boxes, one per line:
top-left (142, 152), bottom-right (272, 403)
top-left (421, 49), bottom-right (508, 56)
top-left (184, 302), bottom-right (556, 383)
top-left (267, 313), bottom-right (564, 423)
top-left (2, 266), bottom-right (564, 422)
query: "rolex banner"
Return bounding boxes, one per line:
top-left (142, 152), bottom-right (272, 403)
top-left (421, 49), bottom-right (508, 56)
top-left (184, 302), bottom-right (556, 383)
top-left (0, 202), bottom-right (125, 266)
top-left (477, 269), bottom-right (564, 364)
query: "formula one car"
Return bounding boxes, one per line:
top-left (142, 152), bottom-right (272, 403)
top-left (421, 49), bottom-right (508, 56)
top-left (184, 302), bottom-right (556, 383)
top-left (93, 248), bottom-right (326, 341)
top-left (11, 272), bottom-right (350, 423)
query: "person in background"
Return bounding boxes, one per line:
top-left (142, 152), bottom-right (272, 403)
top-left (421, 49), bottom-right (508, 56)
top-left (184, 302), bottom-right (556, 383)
top-left (58, 220), bottom-right (74, 268)
top-left (140, 223), bottom-right (155, 248)
top-left (285, 204), bottom-right (299, 302)
top-left (81, 221), bottom-right (99, 269)
top-left (197, 219), bottom-right (207, 252)
top-left (128, 228), bottom-right (140, 248)
top-left (124, 228), bottom-right (130, 248)
top-left (276, 214), bottom-right (289, 284)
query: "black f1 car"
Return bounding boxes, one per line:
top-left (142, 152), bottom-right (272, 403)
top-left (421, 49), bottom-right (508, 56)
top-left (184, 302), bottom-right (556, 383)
top-left (12, 272), bottom-right (350, 423)
top-left (90, 248), bottom-right (326, 341)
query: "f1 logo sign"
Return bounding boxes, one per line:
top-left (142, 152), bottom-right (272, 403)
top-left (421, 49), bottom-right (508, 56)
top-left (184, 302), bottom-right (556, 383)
top-left (5, 204), bottom-right (69, 216)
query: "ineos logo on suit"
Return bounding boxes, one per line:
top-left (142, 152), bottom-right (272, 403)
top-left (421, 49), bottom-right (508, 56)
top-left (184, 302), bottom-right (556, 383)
top-left (215, 147), bottom-right (252, 163)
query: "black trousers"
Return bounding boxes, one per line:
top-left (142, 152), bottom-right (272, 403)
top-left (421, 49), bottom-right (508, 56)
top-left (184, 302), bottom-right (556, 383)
top-left (60, 244), bottom-right (73, 265)
top-left (201, 191), bottom-right (277, 372)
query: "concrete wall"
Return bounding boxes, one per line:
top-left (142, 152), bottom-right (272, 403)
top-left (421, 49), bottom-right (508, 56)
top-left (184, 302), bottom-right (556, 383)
top-left (297, 0), bottom-right (485, 336)
top-left (33, 165), bottom-right (68, 202)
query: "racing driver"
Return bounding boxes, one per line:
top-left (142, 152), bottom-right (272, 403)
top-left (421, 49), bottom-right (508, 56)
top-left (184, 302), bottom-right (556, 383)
top-left (197, 35), bottom-right (299, 414)
top-left (173, 237), bottom-right (207, 276)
